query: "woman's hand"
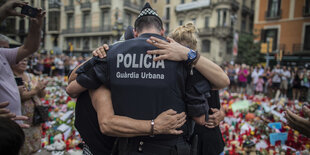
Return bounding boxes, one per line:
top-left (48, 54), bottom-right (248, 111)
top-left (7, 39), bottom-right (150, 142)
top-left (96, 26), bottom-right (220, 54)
top-left (34, 80), bottom-right (47, 92)
top-left (92, 44), bottom-right (109, 58)
top-left (205, 108), bottom-right (225, 128)
top-left (146, 37), bottom-right (189, 62)
top-left (154, 109), bottom-right (186, 135)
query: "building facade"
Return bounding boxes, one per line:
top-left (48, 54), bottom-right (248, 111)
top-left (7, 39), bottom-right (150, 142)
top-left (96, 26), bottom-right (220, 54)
top-left (56, 0), bottom-right (147, 54)
top-left (254, 0), bottom-right (310, 57)
top-left (151, 0), bottom-right (254, 64)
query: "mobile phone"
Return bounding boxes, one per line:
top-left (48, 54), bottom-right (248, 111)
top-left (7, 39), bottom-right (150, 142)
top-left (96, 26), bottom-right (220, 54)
top-left (21, 5), bottom-right (39, 18)
top-left (15, 77), bottom-right (24, 86)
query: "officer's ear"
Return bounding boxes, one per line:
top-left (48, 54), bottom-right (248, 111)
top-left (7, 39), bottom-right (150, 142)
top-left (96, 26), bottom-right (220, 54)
top-left (160, 28), bottom-right (165, 36)
top-left (133, 29), bottom-right (139, 38)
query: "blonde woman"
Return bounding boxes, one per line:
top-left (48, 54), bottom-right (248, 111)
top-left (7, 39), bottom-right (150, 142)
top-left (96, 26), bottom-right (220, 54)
top-left (11, 58), bottom-right (47, 155)
top-left (147, 23), bottom-right (225, 155)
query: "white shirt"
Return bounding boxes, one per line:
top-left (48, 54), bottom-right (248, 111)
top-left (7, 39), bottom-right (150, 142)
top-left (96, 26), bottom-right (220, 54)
top-left (251, 71), bottom-right (260, 84)
top-left (281, 70), bottom-right (291, 81)
top-left (272, 68), bottom-right (282, 83)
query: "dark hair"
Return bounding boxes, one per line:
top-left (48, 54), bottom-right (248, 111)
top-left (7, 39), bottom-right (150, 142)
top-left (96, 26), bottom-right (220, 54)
top-left (134, 16), bottom-right (163, 33)
top-left (0, 117), bottom-right (25, 155)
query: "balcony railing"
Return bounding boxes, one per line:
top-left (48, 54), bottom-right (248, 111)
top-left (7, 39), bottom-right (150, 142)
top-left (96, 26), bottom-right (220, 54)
top-left (214, 0), bottom-right (239, 11)
top-left (6, 28), bottom-right (16, 34)
top-left (242, 4), bottom-right (253, 15)
top-left (303, 6), bottom-right (310, 17)
top-left (65, 5), bottom-right (74, 12)
top-left (198, 27), bottom-right (214, 36)
top-left (292, 43), bottom-right (310, 54)
top-left (176, 0), bottom-right (211, 12)
top-left (99, 0), bottom-right (111, 7)
top-left (265, 9), bottom-right (282, 20)
top-left (62, 26), bottom-right (113, 34)
top-left (214, 26), bottom-right (233, 38)
top-left (49, 3), bottom-right (60, 9)
top-left (124, 0), bottom-right (140, 13)
top-left (81, 2), bottom-right (91, 10)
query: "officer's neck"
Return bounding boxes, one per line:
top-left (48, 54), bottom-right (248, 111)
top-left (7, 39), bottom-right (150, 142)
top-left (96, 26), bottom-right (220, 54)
top-left (137, 29), bottom-right (162, 37)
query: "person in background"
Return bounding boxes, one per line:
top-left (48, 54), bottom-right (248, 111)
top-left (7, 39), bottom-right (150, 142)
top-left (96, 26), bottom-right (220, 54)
top-left (263, 66), bottom-right (271, 95)
top-left (280, 66), bottom-right (291, 98)
top-left (255, 75), bottom-right (264, 94)
top-left (0, 0), bottom-right (45, 128)
top-left (54, 54), bottom-right (65, 76)
top-left (271, 64), bottom-right (282, 98)
top-left (227, 64), bottom-right (237, 93)
top-left (292, 67), bottom-right (302, 102)
top-left (251, 66), bottom-right (260, 95)
top-left (11, 58), bottom-right (47, 154)
top-left (238, 64), bottom-right (249, 94)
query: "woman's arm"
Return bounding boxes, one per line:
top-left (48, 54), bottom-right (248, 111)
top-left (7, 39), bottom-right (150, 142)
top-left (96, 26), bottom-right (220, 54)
top-left (146, 37), bottom-right (230, 89)
top-left (89, 85), bottom-right (186, 137)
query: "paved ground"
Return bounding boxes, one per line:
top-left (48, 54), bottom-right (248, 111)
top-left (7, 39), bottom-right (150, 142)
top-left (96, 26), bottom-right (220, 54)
top-left (33, 149), bottom-right (82, 155)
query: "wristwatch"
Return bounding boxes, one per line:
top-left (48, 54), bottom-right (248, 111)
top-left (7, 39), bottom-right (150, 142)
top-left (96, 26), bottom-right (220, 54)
top-left (186, 49), bottom-right (197, 64)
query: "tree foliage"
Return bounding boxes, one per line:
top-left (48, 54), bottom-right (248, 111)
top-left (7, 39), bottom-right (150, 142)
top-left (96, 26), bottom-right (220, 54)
top-left (235, 33), bottom-right (262, 65)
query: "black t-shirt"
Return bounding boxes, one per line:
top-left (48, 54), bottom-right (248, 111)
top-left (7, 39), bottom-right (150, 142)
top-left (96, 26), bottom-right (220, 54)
top-left (75, 91), bottom-right (116, 154)
top-left (193, 90), bottom-right (225, 155)
top-left (66, 68), bottom-right (115, 154)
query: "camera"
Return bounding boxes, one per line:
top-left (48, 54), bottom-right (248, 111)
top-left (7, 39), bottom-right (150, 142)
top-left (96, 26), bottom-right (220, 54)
top-left (21, 5), bottom-right (39, 18)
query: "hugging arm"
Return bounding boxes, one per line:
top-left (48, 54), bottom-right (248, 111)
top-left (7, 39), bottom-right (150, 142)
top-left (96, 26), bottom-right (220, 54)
top-left (89, 85), bottom-right (186, 137)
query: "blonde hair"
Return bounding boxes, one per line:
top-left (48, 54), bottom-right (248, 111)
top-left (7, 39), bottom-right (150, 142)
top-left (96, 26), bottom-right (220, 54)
top-left (169, 23), bottom-right (198, 51)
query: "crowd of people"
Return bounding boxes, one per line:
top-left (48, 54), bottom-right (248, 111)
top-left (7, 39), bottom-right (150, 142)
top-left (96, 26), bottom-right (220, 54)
top-left (26, 53), bottom-right (89, 77)
top-left (224, 63), bottom-right (310, 102)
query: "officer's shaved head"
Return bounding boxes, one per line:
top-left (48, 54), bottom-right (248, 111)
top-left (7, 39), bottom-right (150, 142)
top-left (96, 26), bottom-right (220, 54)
top-left (134, 16), bottom-right (163, 34)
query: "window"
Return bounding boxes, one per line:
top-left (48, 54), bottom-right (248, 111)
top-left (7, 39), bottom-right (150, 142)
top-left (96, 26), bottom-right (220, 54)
top-left (166, 0), bottom-right (170, 4)
top-left (241, 16), bottom-right (246, 31)
top-left (262, 29), bottom-right (278, 51)
top-left (92, 37), bottom-right (98, 49)
top-left (67, 14), bottom-right (74, 29)
top-left (6, 18), bottom-right (16, 34)
top-left (305, 0), bottom-right (310, 16)
top-left (204, 17), bottom-right (209, 28)
top-left (82, 12), bottom-right (91, 30)
top-left (83, 37), bottom-right (89, 50)
top-left (202, 40), bottom-right (211, 53)
top-left (217, 9), bottom-right (221, 26)
top-left (181, 0), bottom-right (185, 4)
top-left (179, 20), bottom-right (183, 26)
top-left (223, 10), bottom-right (227, 27)
top-left (251, 0), bottom-right (255, 9)
top-left (69, 0), bottom-right (74, 5)
top-left (304, 25), bottom-right (310, 50)
top-left (124, 13), bottom-right (132, 27)
top-left (101, 37), bottom-right (109, 46)
top-left (267, 0), bottom-right (281, 17)
top-left (166, 7), bottom-right (170, 20)
top-left (41, 0), bottom-right (45, 9)
top-left (19, 19), bottom-right (25, 33)
top-left (48, 11), bottom-right (60, 31)
top-left (76, 38), bottom-right (80, 49)
top-left (165, 23), bottom-right (170, 34)
top-left (192, 18), bottom-right (196, 25)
